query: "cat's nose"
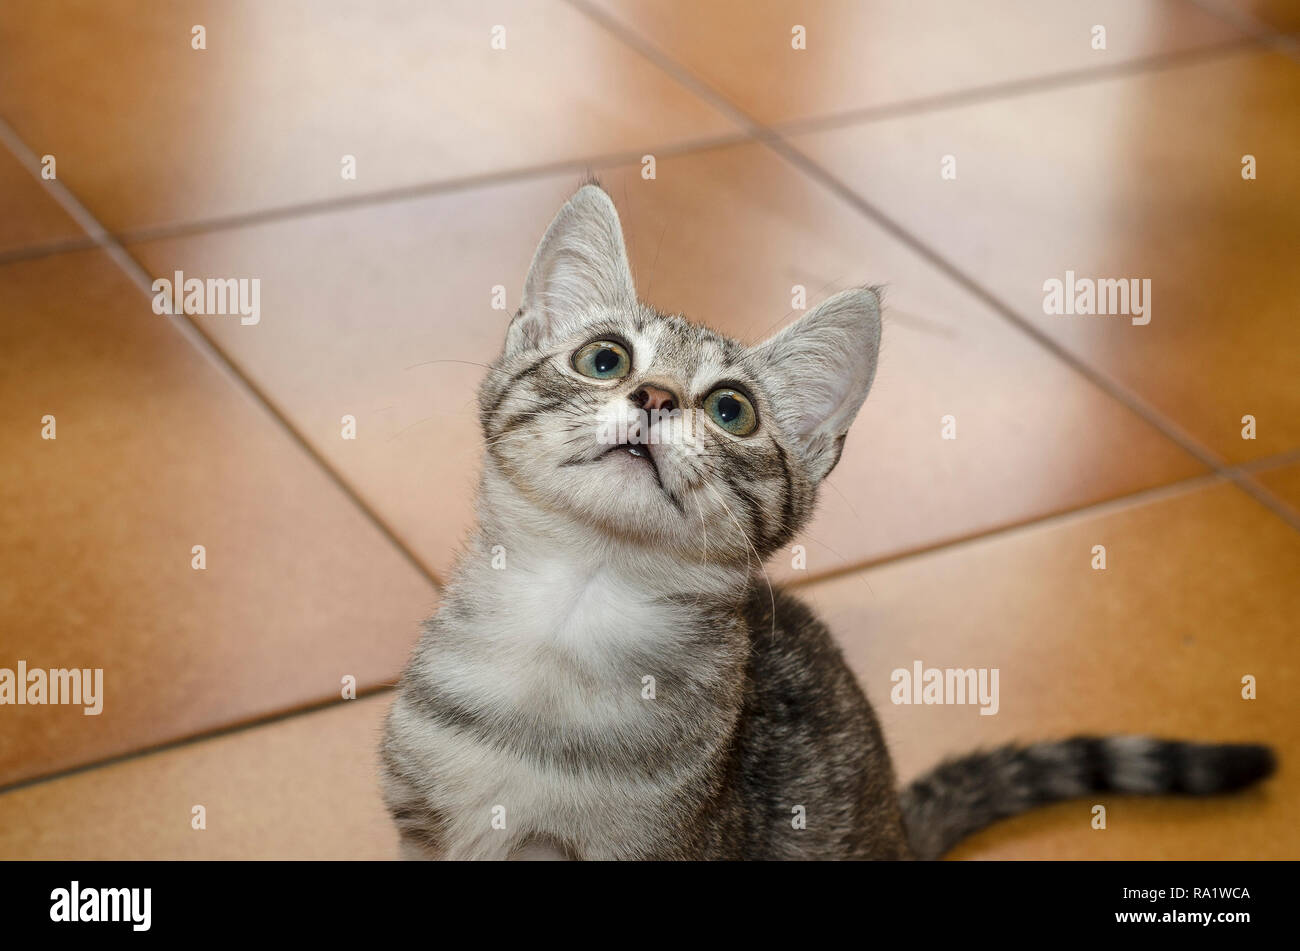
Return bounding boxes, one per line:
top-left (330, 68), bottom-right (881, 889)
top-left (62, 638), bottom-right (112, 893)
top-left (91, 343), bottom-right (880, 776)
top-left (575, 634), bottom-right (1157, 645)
top-left (631, 384), bottom-right (677, 413)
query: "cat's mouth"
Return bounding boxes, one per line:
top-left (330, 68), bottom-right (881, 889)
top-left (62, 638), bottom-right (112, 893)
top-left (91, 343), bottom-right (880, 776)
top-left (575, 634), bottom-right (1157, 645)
top-left (602, 441), bottom-right (662, 482)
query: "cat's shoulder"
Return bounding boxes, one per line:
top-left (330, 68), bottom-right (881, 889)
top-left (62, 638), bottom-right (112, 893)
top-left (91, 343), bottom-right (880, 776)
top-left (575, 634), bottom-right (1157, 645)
top-left (740, 581), bottom-right (843, 663)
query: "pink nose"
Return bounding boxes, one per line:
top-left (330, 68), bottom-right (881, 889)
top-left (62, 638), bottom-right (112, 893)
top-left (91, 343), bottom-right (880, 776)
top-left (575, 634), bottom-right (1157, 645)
top-left (632, 384), bottom-right (677, 413)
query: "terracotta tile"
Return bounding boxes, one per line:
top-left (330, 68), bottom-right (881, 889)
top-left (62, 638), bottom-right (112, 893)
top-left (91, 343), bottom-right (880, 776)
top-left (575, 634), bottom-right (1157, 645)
top-left (0, 695), bottom-right (398, 859)
top-left (129, 142), bottom-right (1202, 585)
top-left (0, 251), bottom-right (436, 787)
top-left (793, 50), bottom-right (1300, 464)
top-left (1219, 0), bottom-right (1300, 32)
top-left (0, 0), bottom-right (737, 234)
top-left (1253, 460), bottom-right (1300, 512)
top-left (0, 146), bottom-right (83, 256)
top-left (587, 0), bottom-right (1239, 126)
top-left (800, 480), bottom-right (1298, 858)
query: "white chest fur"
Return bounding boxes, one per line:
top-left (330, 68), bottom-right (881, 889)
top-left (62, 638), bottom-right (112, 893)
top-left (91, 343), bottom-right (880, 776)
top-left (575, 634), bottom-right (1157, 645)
top-left (402, 547), bottom-right (708, 859)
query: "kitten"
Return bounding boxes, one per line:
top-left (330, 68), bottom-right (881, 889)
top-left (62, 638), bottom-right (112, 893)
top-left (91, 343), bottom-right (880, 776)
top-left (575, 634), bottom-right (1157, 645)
top-left (380, 183), bottom-right (1274, 860)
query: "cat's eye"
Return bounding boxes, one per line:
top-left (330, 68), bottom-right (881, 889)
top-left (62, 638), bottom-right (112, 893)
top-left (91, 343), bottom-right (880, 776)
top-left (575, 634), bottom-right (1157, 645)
top-left (703, 388), bottom-right (758, 437)
top-left (572, 340), bottom-right (631, 380)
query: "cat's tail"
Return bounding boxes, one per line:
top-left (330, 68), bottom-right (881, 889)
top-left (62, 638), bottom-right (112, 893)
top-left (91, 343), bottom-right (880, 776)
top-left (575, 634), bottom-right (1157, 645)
top-left (899, 736), bottom-right (1275, 860)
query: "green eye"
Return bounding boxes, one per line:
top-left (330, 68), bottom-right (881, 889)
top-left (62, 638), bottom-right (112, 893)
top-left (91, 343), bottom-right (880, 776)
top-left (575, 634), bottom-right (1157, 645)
top-left (704, 388), bottom-right (758, 436)
top-left (572, 340), bottom-right (631, 380)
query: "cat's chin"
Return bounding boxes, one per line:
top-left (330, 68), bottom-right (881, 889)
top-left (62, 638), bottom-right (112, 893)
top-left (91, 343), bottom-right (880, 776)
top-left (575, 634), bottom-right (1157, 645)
top-left (521, 464), bottom-right (705, 554)
top-left (561, 475), bottom-right (681, 537)
top-left (491, 443), bottom-right (752, 562)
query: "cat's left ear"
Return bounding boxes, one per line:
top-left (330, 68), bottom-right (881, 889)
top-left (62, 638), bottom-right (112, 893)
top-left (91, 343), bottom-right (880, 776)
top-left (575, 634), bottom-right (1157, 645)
top-left (507, 183), bottom-right (636, 356)
top-left (752, 287), bottom-right (882, 482)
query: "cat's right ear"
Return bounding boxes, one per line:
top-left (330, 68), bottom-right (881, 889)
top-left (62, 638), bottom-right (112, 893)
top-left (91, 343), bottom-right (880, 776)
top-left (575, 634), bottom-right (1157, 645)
top-left (752, 287), bottom-right (882, 482)
top-left (506, 184), bottom-right (636, 357)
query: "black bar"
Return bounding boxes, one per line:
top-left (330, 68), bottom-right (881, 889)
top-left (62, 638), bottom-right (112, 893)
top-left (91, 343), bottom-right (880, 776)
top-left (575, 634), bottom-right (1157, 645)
top-left (0, 860), bottom-right (1287, 938)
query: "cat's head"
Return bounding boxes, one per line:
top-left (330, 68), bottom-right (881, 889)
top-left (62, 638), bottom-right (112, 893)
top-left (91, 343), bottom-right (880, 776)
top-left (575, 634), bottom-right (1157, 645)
top-left (478, 183), bottom-right (881, 567)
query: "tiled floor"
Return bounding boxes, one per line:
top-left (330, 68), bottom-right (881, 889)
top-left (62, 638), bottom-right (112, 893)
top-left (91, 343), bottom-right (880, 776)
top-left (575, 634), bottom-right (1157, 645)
top-left (792, 48), bottom-right (1300, 464)
top-left (0, 248), bottom-right (437, 787)
top-left (584, 0), bottom-right (1241, 125)
top-left (0, 148), bottom-right (82, 257)
top-left (0, 0), bottom-right (740, 233)
top-left (1, 1), bottom-right (1295, 859)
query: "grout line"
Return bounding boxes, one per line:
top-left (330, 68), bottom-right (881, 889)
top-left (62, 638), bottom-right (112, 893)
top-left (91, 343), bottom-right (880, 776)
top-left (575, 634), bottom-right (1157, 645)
top-left (1186, 0), bottom-right (1300, 60)
top-left (1238, 447), bottom-right (1300, 474)
top-left (786, 471), bottom-right (1230, 588)
top-left (0, 234), bottom-right (100, 267)
top-left (767, 38), bottom-right (1259, 140)
top-left (0, 114), bottom-right (446, 591)
top-left (1229, 472), bottom-right (1300, 528)
top-left (0, 126), bottom-right (110, 243)
top-left (562, 0), bottom-right (790, 136)
top-left (0, 686), bottom-right (398, 798)
top-left (788, 448), bottom-right (1300, 587)
top-left (570, 0), bottom-right (1300, 538)
top-left (113, 130), bottom-right (754, 247)
top-left (1219, 451), bottom-right (1300, 528)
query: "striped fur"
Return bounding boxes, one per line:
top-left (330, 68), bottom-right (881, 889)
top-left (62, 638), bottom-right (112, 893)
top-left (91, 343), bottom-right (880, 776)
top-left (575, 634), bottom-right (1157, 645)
top-left (381, 183), bottom-right (1275, 860)
top-left (902, 738), bottom-right (1277, 859)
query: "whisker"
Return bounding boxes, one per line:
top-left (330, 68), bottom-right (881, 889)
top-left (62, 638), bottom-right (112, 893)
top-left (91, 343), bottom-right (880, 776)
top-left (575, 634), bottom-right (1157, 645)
top-left (404, 357), bottom-right (510, 376)
top-left (702, 481), bottom-right (777, 643)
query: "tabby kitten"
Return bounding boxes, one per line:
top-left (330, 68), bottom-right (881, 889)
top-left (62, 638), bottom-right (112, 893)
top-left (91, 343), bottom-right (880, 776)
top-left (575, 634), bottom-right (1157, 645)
top-left (380, 183), bottom-right (1274, 860)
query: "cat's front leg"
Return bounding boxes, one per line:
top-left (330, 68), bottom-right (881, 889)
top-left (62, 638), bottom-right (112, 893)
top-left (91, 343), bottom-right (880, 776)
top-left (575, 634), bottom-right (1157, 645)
top-left (384, 788), bottom-right (451, 860)
top-left (380, 723), bottom-right (451, 860)
top-left (396, 829), bottom-right (444, 861)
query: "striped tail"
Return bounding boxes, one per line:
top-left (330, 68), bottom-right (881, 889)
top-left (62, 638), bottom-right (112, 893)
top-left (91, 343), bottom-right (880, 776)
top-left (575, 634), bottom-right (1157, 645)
top-left (900, 736), bottom-right (1276, 860)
